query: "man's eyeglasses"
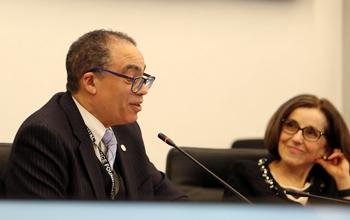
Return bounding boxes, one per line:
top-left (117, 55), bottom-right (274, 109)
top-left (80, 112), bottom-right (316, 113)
top-left (89, 68), bottom-right (155, 93)
top-left (281, 118), bottom-right (326, 142)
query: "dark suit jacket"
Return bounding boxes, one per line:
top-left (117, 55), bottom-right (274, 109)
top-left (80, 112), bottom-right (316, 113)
top-left (1, 92), bottom-right (187, 201)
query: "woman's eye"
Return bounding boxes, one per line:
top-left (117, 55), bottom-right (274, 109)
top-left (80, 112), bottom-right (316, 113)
top-left (305, 128), bottom-right (318, 137)
top-left (287, 122), bottom-right (298, 129)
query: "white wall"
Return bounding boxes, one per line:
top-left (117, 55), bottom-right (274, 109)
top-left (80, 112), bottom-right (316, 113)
top-left (0, 0), bottom-right (344, 172)
top-left (343, 0), bottom-right (350, 127)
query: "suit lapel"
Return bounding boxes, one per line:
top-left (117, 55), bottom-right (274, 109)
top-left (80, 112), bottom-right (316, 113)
top-left (113, 125), bottom-right (139, 199)
top-left (59, 92), bottom-right (106, 200)
top-left (114, 132), bottom-right (133, 193)
top-left (79, 141), bottom-right (106, 200)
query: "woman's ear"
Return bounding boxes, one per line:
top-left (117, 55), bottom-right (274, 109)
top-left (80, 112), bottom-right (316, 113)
top-left (325, 144), bottom-right (333, 156)
top-left (81, 72), bottom-right (97, 95)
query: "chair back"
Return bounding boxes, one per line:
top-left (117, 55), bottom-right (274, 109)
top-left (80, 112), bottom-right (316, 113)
top-left (231, 139), bottom-right (265, 149)
top-left (166, 147), bottom-right (269, 202)
top-left (0, 143), bottom-right (11, 176)
top-left (0, 143), bottom-right (11, 198)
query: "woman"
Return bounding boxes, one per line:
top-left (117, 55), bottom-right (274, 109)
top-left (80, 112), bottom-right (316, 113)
top-left (223, 94), bottom-right (350, 205)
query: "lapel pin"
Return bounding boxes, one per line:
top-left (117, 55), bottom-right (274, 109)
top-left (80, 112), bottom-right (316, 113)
top-left (121, 144), bottom-right (126, 152)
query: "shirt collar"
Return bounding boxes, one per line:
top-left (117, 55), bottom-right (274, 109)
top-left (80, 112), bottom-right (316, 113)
top-left (72, 95), bottom-right (107, 146)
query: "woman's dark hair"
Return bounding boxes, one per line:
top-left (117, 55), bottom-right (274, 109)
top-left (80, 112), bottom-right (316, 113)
top-left (264, 94), bottom-right (350, 161)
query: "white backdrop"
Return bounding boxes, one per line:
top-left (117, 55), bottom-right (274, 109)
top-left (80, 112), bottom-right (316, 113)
top-left (0, 0), bottom-right (344, 172)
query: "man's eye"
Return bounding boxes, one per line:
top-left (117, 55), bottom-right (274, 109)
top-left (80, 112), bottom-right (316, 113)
top-left (124, 78), bottom-right (133, 83)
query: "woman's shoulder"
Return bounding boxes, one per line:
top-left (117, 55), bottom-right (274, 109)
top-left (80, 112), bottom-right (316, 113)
top-left (229, 158), bottom-right (271, 169)
top-left (228, 158), bottom-right (272, 178)
top-left (224, 158), bottom-right (276, 202)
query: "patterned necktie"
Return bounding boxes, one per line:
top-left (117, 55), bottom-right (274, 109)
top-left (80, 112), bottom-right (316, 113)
top-left (102, 129), bottom-right (117, 171)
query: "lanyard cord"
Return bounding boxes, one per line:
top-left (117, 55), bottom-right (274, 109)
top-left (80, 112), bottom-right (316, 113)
top-left (97, 147), bottom-right (115, 200)
top-left (87, 127), bottom-right (115, 200)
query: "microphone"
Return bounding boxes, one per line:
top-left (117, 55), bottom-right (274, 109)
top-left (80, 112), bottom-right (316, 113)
top-left (158, 133), bottom-right (176, 147)
top-left (285, 189), bottom-right (350, 204)
top-left (158, 133), bottom-right (253, 205)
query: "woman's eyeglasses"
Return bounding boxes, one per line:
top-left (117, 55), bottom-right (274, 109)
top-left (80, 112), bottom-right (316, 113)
top-left (281, 118), bottom-right (325, 142)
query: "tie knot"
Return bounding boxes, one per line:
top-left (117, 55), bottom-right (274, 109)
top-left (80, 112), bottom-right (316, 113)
top-left (102, 129), bottom-right (117, 146)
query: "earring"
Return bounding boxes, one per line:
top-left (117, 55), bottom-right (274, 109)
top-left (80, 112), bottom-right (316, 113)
top-left (323, 155), bottom-right (328, 160)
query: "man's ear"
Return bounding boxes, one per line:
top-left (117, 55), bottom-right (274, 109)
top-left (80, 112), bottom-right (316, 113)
top-left (81, 72), bottom-right (97, 95)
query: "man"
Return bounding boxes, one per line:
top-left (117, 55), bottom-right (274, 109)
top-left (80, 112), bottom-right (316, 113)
top-left (1, 30), bottom-right (188, 201)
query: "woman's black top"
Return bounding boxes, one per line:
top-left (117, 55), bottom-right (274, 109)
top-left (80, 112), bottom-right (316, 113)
top-left (223, 158), bottom-right (341, 205)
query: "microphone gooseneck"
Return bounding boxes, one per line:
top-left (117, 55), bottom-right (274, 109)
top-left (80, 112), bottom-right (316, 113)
top-left (158, 132), bottom-right (253, 205)
top-left (285, 189), bottom-right (350, 204)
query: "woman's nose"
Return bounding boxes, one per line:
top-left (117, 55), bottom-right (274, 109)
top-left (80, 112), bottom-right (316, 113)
top-left (292, 129), bottom-right (304, 144)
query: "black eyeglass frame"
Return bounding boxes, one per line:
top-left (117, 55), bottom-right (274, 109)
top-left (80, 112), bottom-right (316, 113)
top-left (88, 68), bottom-right (155, 93)
top-left (281, 118), bottom-right (326, 142)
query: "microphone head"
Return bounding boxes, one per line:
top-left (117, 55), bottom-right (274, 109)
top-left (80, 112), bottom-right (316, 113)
top-left (158, 133), bottom-right (167, 141)
top-left (285, 189), bottom-right (298, 196)
top-left (158, 133), bottom-right (176, 147)
top-left (285, 189), bottom-right (309, 197)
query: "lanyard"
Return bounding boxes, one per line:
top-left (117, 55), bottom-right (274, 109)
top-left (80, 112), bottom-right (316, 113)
top-left (97, 147), bottom-right (115, 200)
top-left (87, 127), bottom-right (115, 200)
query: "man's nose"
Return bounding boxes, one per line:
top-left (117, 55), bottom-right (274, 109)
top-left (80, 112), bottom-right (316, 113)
top-left (136, 83), bottom-right (148, 95)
